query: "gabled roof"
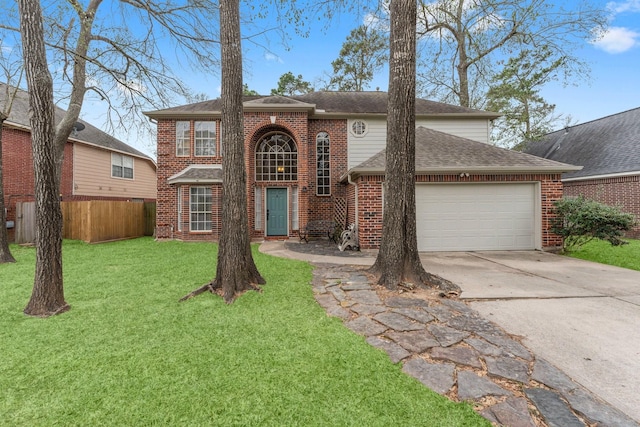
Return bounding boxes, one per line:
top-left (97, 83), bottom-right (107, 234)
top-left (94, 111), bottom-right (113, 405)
top-left (144, 91), bottom-right (500, 120)
top-left (348, 126), bottom-right (579, 178)
top-left (1, 84), bottom-right (154, 163)
top-left (523, 107), bottom-right (640, 180)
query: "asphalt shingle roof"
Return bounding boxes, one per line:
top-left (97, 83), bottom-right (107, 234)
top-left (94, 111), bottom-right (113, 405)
top-left (524, 107), bottom-right (640, 179)
top-left (145, 91), bottom-right (499, 118)
top-left (351, 126), bottom-right (578, 175)
top-left (167, 165), bottom-right (223, 184)
top-left (1, 84), bottom-right (153, 161)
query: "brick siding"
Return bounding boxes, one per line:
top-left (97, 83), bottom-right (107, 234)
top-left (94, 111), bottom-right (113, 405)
top-left (154, 114), bottom-right (564, 250)
top-left (564, 175), bottom-right (640, 238)
top-left (3, 127), bottom-right (74, 241)
top-left (355, 173), bottom-right (565, 250)
top-left (157, 114), bottom-right (352, 241)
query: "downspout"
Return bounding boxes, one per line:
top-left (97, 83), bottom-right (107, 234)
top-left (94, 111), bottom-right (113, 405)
top-left (347, 171), bottom-right (358, 229)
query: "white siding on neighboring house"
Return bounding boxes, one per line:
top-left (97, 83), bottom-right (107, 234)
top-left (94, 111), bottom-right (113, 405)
top-left (72, 144), bottom-right (157, 199)
top-left (347, 117), bottom-right (491, 169)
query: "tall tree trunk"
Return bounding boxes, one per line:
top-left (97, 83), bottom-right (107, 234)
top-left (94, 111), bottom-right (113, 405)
top-left (180, 0), bottom-right (265, 304)
top-left (0, 114), bottom-right (16, 263)
top-left (19, 0), bottom-right (69, 316)
top-left (369, 0), bottom-right (460, 296)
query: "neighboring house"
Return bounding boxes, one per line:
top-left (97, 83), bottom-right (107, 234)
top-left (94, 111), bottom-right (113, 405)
top-left (2, 85), bottom-right (157, 242)
top-left (524, 107), bottom-right (640, 238)
top-left (145, 91), bottom-right (578, 252)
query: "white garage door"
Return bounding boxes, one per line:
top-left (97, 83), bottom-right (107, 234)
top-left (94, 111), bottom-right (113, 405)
top-left (415, 183), bottom-right (537, 251)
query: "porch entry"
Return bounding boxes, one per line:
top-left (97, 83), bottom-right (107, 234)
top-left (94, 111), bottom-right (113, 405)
top-left (266, 188), bottom-right (288, 236)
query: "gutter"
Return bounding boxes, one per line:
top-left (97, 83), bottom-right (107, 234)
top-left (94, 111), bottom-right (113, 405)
top-left (346, 165), bottom-right (583, 180)
top-left (563, 170), bottom-right (640, 182)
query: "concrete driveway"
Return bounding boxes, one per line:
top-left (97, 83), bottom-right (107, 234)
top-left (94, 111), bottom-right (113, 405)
top-left (420, 251), bottom-right (640, 423)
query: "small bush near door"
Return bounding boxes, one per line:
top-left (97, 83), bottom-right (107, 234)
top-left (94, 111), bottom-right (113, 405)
top-left (551, 196), bottom-right (636, 253)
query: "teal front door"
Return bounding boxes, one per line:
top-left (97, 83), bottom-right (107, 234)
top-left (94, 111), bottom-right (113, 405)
top-left (266, 188), bottom-right (288, 236)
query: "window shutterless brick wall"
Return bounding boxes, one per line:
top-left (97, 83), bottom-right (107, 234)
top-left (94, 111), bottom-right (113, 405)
top-left (307, 120), bottom-right (348, 224)
top-left (354, 173), bottom-right (565, 250)
top-left (564, 175), bottom-right (640, 238)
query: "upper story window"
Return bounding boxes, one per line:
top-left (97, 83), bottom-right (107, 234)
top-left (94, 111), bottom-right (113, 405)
top-left (351, 120), bottom-right (367, 137)
top-left (176, 121), bottom-right (190, 156)
top-left (255, 133), bottom-right (297, 181)
top-left (316, 132), bottom-right (330, 196)
top-left (195, 121), bottom-right (217, 157)
top-left (112, 153), bottom-right (133, 179)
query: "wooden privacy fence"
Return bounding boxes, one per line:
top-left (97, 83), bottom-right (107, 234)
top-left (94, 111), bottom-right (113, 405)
top-left (15, 202), bottom-right (36, 244)
top-left (62, 200), bottom-right (155, 243)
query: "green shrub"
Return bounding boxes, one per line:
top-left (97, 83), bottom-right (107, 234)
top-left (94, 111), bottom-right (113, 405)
top-left (551, 196), bottom-right (636, 253)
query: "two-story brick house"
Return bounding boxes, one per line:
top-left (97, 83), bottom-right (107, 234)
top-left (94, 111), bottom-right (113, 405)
top-left (2, 85), bottom-right (157, 242)
top-left (145, 91), bottom-right (578, 251)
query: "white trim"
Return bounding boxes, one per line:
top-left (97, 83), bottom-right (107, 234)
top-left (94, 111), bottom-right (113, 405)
top-left (291, 186), bottom-right (299, 231)
top-left (563, 171), bottom-right (640, 182)
top-left (189, 186), bottom-right (213, 232)
top-left (177, 186), bottom-right (183, 232)
top-left (254, 187), bottom-right (263, 231)
top-left (111, 152), bottom-right (134, 180)
top-left (349, 119), bottom-right (368, 137)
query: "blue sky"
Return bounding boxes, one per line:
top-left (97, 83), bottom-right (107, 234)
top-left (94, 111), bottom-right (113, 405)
top-left (79, 0), bottom-right (640, 157)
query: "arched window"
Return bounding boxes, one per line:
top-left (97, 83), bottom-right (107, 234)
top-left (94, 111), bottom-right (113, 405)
top-left (316, 132), bottom-right (330, 195)
top-left (255, 132), bottom-right (297, 181)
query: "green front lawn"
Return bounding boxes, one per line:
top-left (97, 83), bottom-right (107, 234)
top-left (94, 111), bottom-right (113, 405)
top-left (0, 238), bottom-right (486, 426)
top-left (566, 238), bottom-right (640, 271)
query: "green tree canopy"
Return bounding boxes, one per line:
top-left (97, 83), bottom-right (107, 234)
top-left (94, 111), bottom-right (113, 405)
top-left (243, 84), bottom-right (260, 95)
top-left (329, 25), bottom-right (388, 91)
top-left (270, 72), bottom-right (314, 96)
top-left (487, 46), bottom-right (571, 149)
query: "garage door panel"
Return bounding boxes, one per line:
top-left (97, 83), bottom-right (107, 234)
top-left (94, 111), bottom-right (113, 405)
top-left (416, 183), bottom-right (536, 251)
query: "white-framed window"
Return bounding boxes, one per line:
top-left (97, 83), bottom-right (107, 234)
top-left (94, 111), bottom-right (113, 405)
top-left (111, 153), bottom-right (133, 179)
top-left (255, 132), bottom-right (298, 181)
top-left (351, 120), bottom-right (367, 137)
top-left (316, 132), bottom-right (330, 196)
top-left (190, 186), bottom-right (212, 231)
top-left (254, 187), bottom-right (263, 230)
top-left (291, 187), bottom-right (299, 230)
top-left (177, 186), bottom-right (183, 232)
top-left (195, 121), bottom-right (216, 156)
top-left (176, 121), bottom-right (190, 156)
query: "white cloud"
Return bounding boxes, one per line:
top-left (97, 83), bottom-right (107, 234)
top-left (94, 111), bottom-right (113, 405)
top-left (606, 0), bottom-right (640, 14)
top-left (264, 52), bottom-right (283, 63)
top-left (592, 26), bottom-right (640, 53)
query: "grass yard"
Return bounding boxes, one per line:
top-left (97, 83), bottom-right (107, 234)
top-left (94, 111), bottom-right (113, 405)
top-left (0, 238), bottom-right (486, 426)
top-left (566, 238), bottom-right (640, 271)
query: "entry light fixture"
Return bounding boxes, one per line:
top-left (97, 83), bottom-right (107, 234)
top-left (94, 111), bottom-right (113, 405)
top-left (277, 166), bottom-right (285, 173)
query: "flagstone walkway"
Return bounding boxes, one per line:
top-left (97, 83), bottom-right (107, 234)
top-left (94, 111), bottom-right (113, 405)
top-left (311, 263), bottom-right (639, 427)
